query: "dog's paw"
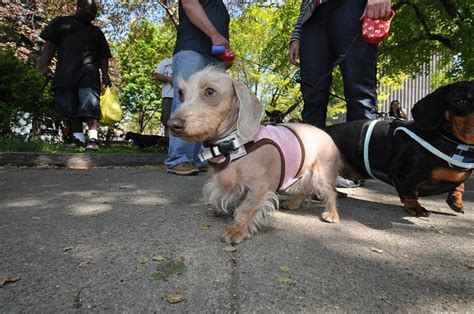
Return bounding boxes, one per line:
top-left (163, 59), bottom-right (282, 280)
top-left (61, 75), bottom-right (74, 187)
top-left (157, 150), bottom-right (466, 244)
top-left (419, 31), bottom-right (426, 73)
top-left (404, 205), bottom-right (430, 217)
top-left (403, 199), bottom-right (430, 217)
top-left (221, 225), bottom-right (250, 245)
top-left (321, 210), bottom-right (339, 223)
top-left (446, 194), bottom-right (464, 214)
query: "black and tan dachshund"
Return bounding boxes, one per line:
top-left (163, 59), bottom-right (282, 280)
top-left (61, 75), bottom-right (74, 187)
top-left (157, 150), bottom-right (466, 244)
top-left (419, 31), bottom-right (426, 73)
top-left (326, 81), bottom-right (473, 216)
top-left (124, 132), bottom-right (168, 149)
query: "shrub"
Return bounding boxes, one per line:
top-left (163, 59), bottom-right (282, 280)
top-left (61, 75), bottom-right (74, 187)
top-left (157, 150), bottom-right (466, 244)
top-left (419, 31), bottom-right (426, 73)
top-left (0, 50), bottom-right (57, 136)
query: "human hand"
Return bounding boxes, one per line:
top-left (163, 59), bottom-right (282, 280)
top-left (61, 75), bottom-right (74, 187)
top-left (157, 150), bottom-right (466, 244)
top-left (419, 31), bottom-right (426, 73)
top-left (102, 74), bottom-right (111, 87)
top-left (211, 33), bottom-right (230, 49)
top-left (362, 0), bottom-right (392, 20)
top-left (289, 41), bottom-right (300, 66)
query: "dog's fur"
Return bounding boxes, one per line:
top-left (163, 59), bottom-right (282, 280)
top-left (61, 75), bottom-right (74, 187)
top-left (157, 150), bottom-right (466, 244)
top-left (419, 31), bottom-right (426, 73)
top-left (326, 81), bottom-right (473, 216)
top-left (168, 68), bottom-right (341, 244)
top-left (124, 132), bottom-right (168, 149)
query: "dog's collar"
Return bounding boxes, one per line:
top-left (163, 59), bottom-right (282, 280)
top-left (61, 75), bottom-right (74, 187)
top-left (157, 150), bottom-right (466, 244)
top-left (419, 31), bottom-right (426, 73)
top-left (199, 131), bottom-right (251, 162)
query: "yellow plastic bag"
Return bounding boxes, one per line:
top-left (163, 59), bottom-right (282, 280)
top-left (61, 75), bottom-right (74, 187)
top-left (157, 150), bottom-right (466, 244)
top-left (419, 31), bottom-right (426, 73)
top-left (99, 87), bottom-right (123, 125)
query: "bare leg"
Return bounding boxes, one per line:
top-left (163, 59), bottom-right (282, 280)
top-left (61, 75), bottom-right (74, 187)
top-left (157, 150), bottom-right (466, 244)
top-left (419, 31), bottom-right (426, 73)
top-left (88, 118), bottom-right (98, 131)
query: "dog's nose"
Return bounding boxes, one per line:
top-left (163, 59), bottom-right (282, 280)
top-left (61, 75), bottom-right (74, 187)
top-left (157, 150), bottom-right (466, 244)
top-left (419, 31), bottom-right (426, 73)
top-left (167, 118), bottom-right (186, 133)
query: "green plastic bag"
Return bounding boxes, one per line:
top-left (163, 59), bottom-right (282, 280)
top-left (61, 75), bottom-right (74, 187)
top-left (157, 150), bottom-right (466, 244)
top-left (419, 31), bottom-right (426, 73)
top-left (100, 87), bottom-right (123, 125)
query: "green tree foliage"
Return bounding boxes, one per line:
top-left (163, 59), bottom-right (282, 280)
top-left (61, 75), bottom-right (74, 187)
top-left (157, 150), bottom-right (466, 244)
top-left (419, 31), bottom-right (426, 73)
top-left (228, 0), bottom-right (302, 121)
top-left (0, 51), bottom-right (56, 136)
top-left (113, 19), bottom-right (175, 133)
top-left (382, 0), bottom-right (473, 81)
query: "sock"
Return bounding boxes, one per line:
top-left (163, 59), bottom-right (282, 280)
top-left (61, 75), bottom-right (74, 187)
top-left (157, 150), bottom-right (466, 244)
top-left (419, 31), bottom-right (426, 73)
top-left (73, 132), bottom-right (85, 143)
top-left (88, 130), bottom-right (98, 140)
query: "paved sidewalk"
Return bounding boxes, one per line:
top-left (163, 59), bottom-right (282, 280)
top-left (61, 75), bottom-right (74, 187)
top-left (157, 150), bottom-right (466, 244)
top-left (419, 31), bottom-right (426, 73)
top-left (1, 167), bottom-right (473, 312)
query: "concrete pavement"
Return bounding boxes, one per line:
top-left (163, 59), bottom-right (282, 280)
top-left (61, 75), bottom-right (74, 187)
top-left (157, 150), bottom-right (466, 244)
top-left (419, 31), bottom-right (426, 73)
top-left (1, 166), bottom-right (473, 312)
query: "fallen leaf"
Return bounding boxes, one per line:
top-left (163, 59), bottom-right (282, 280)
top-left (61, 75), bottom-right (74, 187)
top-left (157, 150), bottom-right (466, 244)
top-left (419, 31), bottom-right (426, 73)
top-left (78, 260), bottom-right (89, 268)
top-left (0, 276), bottom-right (20, 287)
top-left (278, 276), bottom-right (296, 286)
top-left (63, 246), bottom-right (73, 252)
top-left (165, 292), bottom-right (184, 304)
top-left (279, 265), bottom-right (289, 273)
top-left (343, 267), bottom-right (353, 273)
top-left (401, 253), bottom-right (411, 260)
top-left (381, 297), bottom-right (393, 305)
top-left (200, 223), bottom-right (210, 230)
top-left (224, 245), bottom-right (237, 252)
top-left (464, 263), bottom-right (474, 270)
top-left (139, 256), bottom-right (149, 264)
top-left (153, 255), bottom-right (166, 262)
top-left (369, 247), bottom-right (383, 254)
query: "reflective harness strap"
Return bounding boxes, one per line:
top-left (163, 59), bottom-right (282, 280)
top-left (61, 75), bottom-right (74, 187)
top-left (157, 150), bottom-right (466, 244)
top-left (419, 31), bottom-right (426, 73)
top-left (393, 127), bottom-right (474, 169)
top-left (363, 120), bottom-right (379, 179)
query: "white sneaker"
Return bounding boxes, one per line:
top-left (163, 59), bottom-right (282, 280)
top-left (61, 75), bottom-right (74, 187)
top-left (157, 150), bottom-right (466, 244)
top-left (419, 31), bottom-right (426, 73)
top-left (336, 176), bottom-right (364, 188)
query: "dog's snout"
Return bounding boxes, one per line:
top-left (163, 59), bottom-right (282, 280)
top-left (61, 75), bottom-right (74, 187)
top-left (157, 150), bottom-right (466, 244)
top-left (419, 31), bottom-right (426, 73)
top-left (168, 118), bottom-right (186, 133)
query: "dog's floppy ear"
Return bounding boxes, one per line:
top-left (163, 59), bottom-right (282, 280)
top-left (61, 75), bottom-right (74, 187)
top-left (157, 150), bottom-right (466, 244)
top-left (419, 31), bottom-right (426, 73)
top-left (411, 85), bottom-right (447, 131)
top-left (233, 80), bottom-right (263, 140)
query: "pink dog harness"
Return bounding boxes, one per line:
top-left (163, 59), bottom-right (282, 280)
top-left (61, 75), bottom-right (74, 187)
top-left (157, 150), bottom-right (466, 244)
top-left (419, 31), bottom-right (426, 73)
top-left (207, 125), bottom-right (305, 191)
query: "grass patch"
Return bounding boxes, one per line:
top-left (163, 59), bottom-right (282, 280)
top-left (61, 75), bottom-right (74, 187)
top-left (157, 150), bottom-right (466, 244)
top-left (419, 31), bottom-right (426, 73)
top-left (0, 137), bottom-right (166, 154)
top-left (152, 258), bottom-right (187, 281)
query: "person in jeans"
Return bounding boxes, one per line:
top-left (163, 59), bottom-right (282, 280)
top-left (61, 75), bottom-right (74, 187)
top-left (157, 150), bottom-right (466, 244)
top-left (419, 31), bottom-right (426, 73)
top-left (289, 0), bottom-right (391, 187)
top-left (38, 0), bottom-right (111, 150)
top-left (165, 0), bottom-right (230, 175)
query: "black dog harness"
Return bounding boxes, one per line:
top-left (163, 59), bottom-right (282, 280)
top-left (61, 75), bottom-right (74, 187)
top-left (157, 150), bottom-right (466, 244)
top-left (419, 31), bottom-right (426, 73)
top-left (364, 119), bottom-right (474, 182)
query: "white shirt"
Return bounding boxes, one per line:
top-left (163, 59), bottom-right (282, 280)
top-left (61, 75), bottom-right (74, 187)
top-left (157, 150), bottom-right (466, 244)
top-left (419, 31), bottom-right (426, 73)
top-left (155, 58), bottom-right (173, 98)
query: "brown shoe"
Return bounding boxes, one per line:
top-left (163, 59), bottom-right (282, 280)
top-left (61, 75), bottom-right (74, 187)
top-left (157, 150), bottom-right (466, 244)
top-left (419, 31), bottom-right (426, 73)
top-left (167, 162), bottom-right (199, 175)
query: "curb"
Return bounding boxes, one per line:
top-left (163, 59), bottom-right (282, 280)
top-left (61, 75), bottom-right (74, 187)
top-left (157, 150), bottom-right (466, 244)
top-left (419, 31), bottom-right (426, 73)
top-left (0, 152), bottom-right (167, 169)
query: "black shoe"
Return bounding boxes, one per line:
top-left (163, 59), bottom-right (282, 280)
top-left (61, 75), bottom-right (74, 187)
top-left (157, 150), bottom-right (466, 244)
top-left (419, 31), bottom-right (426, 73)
top-left (64, 138), bottom-right (84, 148)
top-left (85, 139), bottom-right (100, 150)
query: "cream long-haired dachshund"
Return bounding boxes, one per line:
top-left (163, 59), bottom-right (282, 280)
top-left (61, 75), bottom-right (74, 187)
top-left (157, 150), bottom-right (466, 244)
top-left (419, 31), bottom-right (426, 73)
top-left (168, 67), bottom-right (341, 244)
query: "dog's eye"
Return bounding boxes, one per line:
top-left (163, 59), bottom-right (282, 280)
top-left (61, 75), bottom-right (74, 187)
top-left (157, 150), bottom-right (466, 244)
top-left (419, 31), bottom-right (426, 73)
top-left (178, 89), bottom-right (184, 102)
top-left (204, 88), bottom-right (216, 97)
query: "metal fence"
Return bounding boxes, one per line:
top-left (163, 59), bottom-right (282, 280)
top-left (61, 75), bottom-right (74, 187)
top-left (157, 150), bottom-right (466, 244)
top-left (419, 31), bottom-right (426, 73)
top-left (330, 54), bottom-right (444, 123)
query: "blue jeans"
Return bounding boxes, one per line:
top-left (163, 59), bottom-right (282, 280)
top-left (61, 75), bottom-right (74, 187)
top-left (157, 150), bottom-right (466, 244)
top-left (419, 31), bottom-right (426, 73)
top-left (165, 50), bottom-right (225, 169)
top-left (299, 0), bottom-right (378, 128)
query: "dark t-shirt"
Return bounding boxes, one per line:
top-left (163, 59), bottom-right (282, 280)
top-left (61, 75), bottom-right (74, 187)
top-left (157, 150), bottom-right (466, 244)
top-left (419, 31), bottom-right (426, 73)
top-left (40, 16), bottom-right (112, 89)
top-left (174, 0), bottom-right (230, 55)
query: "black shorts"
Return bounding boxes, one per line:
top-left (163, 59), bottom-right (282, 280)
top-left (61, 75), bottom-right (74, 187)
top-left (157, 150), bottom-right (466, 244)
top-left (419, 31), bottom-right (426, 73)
top-left (54, 87), bottom-right (100, 120)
